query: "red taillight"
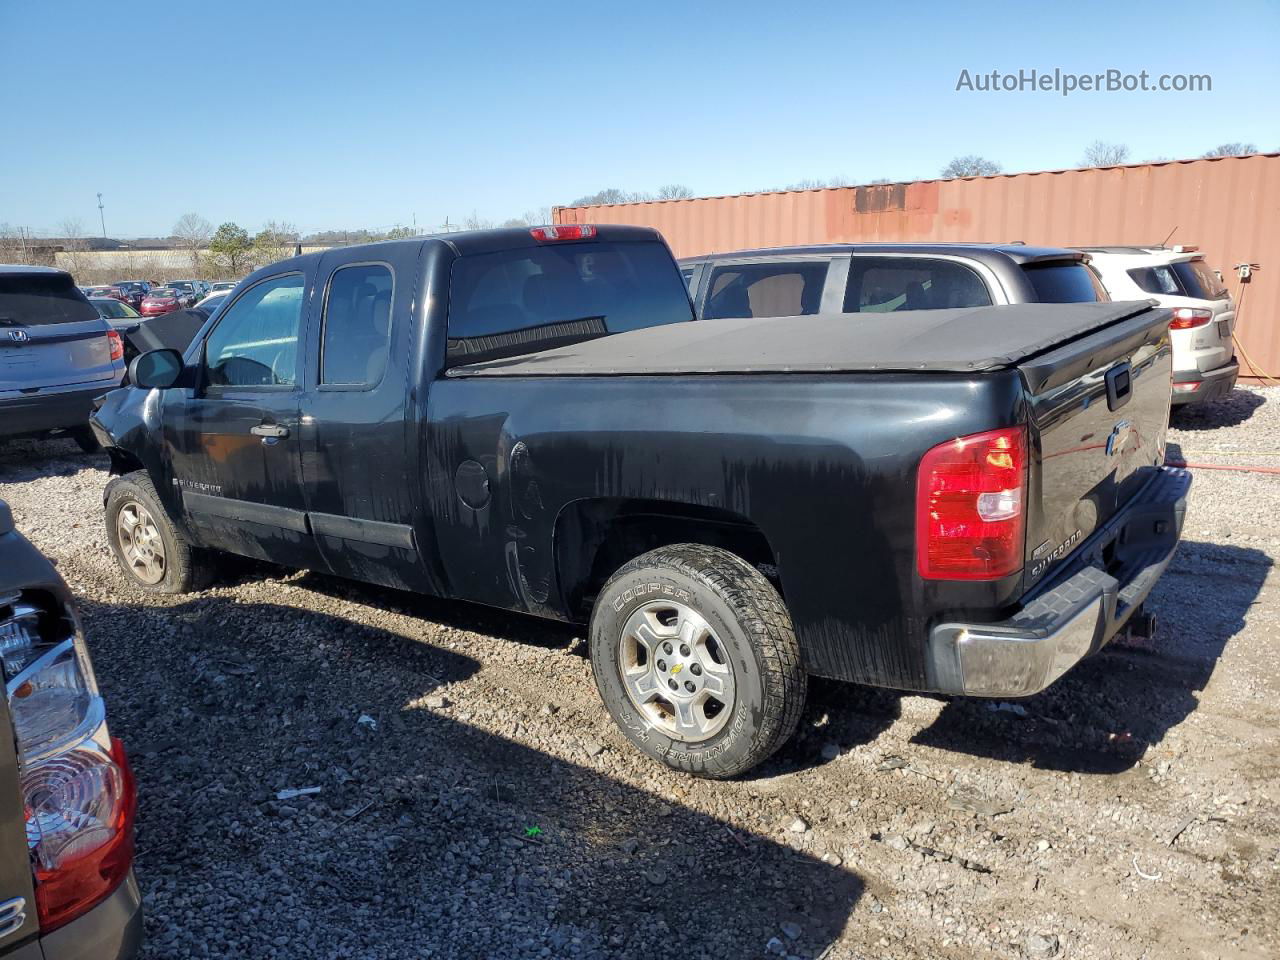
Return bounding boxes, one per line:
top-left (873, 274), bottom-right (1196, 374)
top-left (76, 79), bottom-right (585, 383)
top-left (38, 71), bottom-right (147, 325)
top-left (106, 330), bottom-right (124, 361)
top-left (530, 224), bottom-right (597, 242)
top-left (31, 738), bottom-right (136, 932)
top-left (1169, 307), bottom-right (1213, 330)
top-left (916, 426), bottom-right (1028, 580)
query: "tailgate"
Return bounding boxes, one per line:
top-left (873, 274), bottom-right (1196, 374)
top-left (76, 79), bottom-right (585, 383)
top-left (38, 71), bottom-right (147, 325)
top-left (0, 318), bottom-right (116, 392)
top-left (0, 273), bottom-right (116, 393)
top-left (1020, 305), bottom-right (1173, 589)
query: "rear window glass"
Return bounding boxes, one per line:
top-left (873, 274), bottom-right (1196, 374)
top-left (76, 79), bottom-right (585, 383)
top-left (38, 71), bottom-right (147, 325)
top-left (0, 274), bottom-right (99, 326)
top-left (1022, 262), bottom-right (1107, 303)
top-left (447, 240), bottom-right (693, 365)
top-left (1126, 265), bottom-right (1182, 295)
top-left (1171, 258), bottom-right (1228, 300)
top-left (843, 258), bottom-right (992, 312)
top-left (704, 261), bottom-right (828, 319)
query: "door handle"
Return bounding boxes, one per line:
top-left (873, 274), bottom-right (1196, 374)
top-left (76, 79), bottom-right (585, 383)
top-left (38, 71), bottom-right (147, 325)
top-left (251, 423), bottom-right (289, 439)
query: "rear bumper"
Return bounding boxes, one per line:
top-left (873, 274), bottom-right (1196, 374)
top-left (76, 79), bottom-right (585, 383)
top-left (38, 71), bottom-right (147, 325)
top-left (926, 467), bottom-right (1191, 697)
top-left (1171, 359), bottom-right (1238, 406)
top-left (37, 870), bottom-right (142, 960)
top-left (0, 383), bottom-right (118, 439)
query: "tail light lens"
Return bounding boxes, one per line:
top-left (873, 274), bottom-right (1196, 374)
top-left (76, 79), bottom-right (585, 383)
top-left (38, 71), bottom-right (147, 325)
top-left (530, 225), bottom-right (597, 242)
top-left (916, 426), bottom-right (1028, 580)
top-left (106, 330), bottom-right (124, 362)
top-left (29, 739), bottom-right (135, 932)
top-left (1169, 307), bottom-right (1213, 330)
top-left (1, 594), bottom-right (134, 932)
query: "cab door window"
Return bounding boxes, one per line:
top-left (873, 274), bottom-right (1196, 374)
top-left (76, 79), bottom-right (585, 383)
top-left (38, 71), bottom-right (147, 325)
top-left (319, 263), bottom-right (394, 386)
top-left (203, 273), bottom-right (304, 388)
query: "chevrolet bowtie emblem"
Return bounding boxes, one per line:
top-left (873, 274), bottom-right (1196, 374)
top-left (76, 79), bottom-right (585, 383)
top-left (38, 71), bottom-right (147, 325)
top-left (671, 663), bottom-right (684, 675)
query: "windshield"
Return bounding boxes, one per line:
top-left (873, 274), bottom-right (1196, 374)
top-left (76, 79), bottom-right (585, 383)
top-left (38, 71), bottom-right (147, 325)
top-left (447, 239), bottom-right (693, 365)
top-left (0, 273), bottom-right (101, 325)
top-left (149, 289), bottom-right (178, 299)
top-left (92, 298), bottom-right (137, 318)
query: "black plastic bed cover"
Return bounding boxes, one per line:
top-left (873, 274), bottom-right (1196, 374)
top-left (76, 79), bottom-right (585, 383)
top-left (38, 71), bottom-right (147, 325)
top-left (448, 300), bottom-right (1164, 377)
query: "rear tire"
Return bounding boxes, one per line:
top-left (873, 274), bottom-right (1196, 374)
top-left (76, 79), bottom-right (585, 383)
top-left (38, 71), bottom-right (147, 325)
top-left (590, 544), bottom-right (805, 779)
top-left (105, 472), bottom-right (212, 595)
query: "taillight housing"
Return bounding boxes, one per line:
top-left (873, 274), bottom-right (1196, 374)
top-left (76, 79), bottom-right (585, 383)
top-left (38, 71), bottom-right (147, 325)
top-left (1168, 307), bottom-right (1213, 330)
top-left (530, 224), bottom-right (597, 242)
top-left (1, 594), bottom-right (135, 932)
top-left (106, 330), bottom-right (124, 362)
top-left (916, 426), bottom-right (1028, 580)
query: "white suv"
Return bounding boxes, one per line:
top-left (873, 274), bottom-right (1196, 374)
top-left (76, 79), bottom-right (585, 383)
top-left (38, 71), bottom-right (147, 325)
top-left (1081, 246), bottom-right (1238, 406)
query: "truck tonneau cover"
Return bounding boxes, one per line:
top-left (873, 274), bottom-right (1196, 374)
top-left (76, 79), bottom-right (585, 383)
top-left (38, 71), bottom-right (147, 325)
top-left (448, 300), bottom-right (1163, 376)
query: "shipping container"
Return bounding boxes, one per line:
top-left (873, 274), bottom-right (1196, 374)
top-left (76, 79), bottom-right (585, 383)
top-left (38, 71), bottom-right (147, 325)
top-left (556, 154), bottom-right (1280, 383)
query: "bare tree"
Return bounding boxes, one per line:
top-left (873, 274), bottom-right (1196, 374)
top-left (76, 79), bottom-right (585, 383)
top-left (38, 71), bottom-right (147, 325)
top-left (656, 184), bottom-right (693, 200)
top-left (1081, 141), bottom-right (1131, 167)
top-left (1202, 142), bottom-right (1258, 157)
top-left (172, 213), bottom-right (212, 273)
top-left (58, 218), bottom-right (88, 278)
top-left (250, 220), bottom-right (300, 270)
top-left (940, 156), bottom-right (1002, 178)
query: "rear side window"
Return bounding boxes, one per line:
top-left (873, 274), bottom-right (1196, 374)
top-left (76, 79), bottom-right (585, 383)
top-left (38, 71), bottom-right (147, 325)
top-left (1022, 261), bottom-right (1106, 303)
top-left (0, 274), bottom-right (99, 326)
top-left (843, 258), bottom-right (992, 312)
top-left (204, 273), bottom-right (304, 388)
top-left (1171, 258), bottom-right (1228, 300)
top-left (1127, 265), bottom-right (1182, 295)
top-left (321, 263), bottom-right (393, 386)
top-left (704, 261), bottom-right (828, 319)
top-left (447, 240), bottom-right (692, 365)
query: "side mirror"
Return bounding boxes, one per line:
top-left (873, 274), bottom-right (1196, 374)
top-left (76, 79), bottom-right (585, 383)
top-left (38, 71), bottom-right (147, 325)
top-left (129, 349), bottom-right (184, 389)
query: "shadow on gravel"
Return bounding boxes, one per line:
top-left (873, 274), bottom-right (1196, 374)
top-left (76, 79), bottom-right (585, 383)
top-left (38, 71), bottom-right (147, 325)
top-left (1169, 387), bottom-right (1266, 431)
top-left (86, 594), bottom-right (862, 960)
top-left (908, 540), bottom-right (1270, 775)
top-left (0, 436), bottom-right (104, 482)
top-left (293, 568), bottom-right (582, 652)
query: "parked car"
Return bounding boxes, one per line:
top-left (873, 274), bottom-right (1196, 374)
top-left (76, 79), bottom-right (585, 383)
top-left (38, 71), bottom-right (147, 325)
top-left (109, 282), bottom-right (151, 311)
top-left (1, 266), bottom-right (126, 452)
top-left (138, 289), bottom-right (183, 317)
top-left (208, 281), bottom-right (237, 295)
top-left (161, 281), bottom-right (203, 308)
top-left (0, 499), bottom-right (142, 958)
top-left (1078, 246), bottom-right (1237, 405)
top-left (194, 293), bottom-right (226, 314)
top-left (90, 298), bottom-right (142, 324)
top-left (679, 243), bottom-right (1109, 321)
top-left (83, 285), bottom-right (115, 300)
top-left (93, 226), bottom-right (1186, 779)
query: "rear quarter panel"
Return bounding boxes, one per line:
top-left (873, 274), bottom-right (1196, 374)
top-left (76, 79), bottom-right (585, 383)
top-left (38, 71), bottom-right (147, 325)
top-left (424, 372), bottom-right (1025, 689)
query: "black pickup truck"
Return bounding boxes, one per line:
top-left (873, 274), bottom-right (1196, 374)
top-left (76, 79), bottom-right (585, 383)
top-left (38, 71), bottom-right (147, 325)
top-left (91, 225), bottom-right (1188, 778)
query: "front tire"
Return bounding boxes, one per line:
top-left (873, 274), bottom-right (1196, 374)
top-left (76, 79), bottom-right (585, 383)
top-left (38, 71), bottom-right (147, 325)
top-left (105, 472), bottom-right (211, 595)
top-left (590, 544), bottom-right (805, 779)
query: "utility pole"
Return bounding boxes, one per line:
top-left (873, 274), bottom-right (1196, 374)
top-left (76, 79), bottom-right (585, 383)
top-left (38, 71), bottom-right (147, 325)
top-left (97, 193), bottom-right (106, 239)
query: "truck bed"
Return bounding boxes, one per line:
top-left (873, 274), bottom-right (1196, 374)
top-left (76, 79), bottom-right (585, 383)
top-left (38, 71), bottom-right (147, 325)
top-left (447, 301), bottom-right (1163, 376)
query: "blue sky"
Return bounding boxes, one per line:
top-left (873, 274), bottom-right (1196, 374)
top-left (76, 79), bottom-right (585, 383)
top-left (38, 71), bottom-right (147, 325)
top-left (2, 0), bottom-right (1276, 238)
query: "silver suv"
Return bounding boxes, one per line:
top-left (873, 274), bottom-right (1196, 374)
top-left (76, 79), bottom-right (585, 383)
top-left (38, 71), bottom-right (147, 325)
top-left (1, 267), bottom-right (126, 450)
top-left (1079, 246), bottom-right (1237, 406)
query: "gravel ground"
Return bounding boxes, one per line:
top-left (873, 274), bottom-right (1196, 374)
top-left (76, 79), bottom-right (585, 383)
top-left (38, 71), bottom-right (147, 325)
top-left (1, 387), bottom-right (1277, 960)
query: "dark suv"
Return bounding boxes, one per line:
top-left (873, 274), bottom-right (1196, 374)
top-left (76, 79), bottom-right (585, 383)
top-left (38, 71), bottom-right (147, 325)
top-left (0, 267), bottom-right (126, 451)
top-left (679, 243), bottom-right (1108, 320)
top-left (0, 500), bottom-right (141, 958)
